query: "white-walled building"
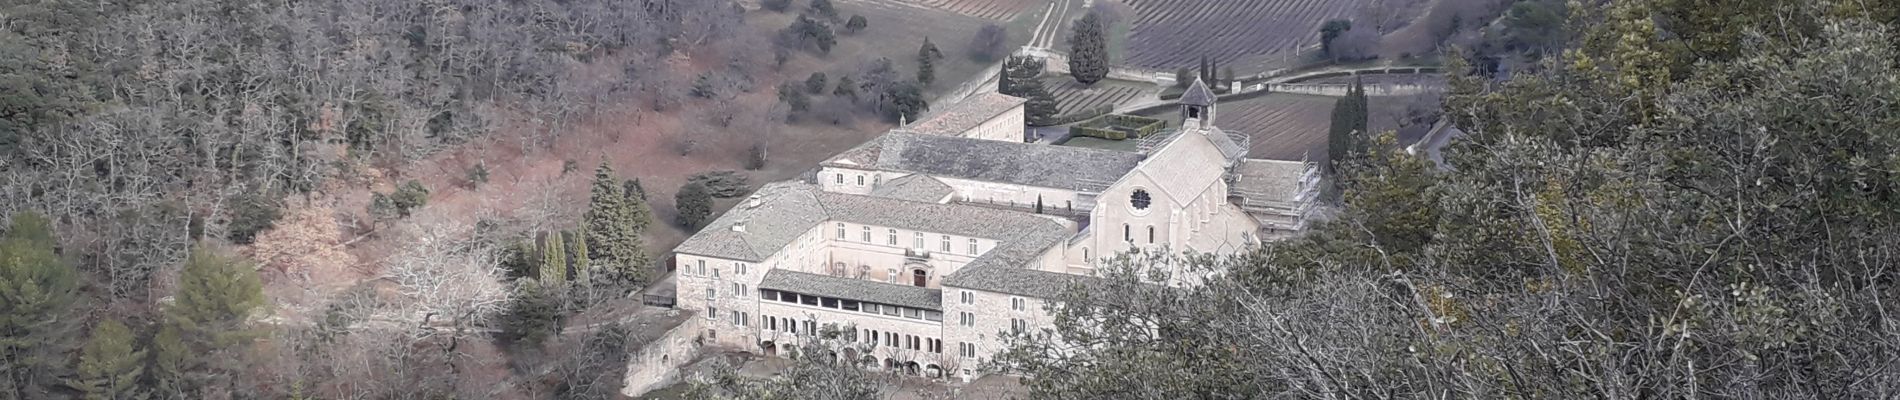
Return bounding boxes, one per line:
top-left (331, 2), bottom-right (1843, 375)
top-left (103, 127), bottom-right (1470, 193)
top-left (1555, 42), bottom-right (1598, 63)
top-left (672, 81), bottom-right (1319, 380)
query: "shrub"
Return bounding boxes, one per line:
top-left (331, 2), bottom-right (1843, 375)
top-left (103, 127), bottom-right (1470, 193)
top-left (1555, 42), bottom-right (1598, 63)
top-left (390, 180), bottom-right (430, 217)
top-left (805, 72), bottom-right (828, 94)
top-left (227, 193), bottom-right (282, 244)
top-left (845, 15), bottom-right (868, 34)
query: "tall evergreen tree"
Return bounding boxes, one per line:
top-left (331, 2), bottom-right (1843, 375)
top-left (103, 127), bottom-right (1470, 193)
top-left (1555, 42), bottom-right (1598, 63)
top-left (917, 47), bottom-right (936, 86)
top-left (1022, 82), bottom-right (1060, 126)
top-left (676, 182), bottom-right (714, 231)
top-left (585, 164), bottom-right (651, 285)
top-left (566, 230), bottom-right (589, 283)
top-left (170, 245), bottom-right (265, 340)
top-left (622, 178), bottom-right (647, 202)
top-left (0, 212), bottom-right (77, 398)
top-left (1067, 12), bottom-right (1110, 85)
top-left (69, 319), bottom-right (145, 400)
top-left (540, 232), bottom-right (567, 283)
top-left (919, 37), bottom-right (943, 61)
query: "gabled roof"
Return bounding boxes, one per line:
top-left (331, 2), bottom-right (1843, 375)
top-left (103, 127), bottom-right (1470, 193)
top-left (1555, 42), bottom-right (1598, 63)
top-left (867, 174), bottom-right (954, 203)
top-left (823, 132), bottom-right (1145, 192)
top-left (1231, 158), bottom-right (1311, 204)
top-left (1181, 77), bottom-right (1217, 107)
top-left (903, 92), bottom-right (1028, 137)
top-left (674, 181), bottom-right (1096, 301)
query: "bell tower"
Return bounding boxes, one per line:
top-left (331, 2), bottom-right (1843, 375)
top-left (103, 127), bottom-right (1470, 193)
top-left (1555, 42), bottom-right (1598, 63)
top-left (1179, 77), bottom-right (1217, 129)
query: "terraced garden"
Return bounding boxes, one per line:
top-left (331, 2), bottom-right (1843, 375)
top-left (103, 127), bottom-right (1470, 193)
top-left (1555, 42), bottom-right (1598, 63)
top-left (839, 0), bottom-right (1044, 20)
top-left (1120, 0), bottom-right (1364, 74)
top-left (1035, 76), bottom-right (1154, 117)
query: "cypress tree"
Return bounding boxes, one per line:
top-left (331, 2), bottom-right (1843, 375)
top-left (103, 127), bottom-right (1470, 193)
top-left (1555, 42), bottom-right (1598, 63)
top-left (70, 319), bottom-right (145, 400)
top-left (1022, 82), bottom-right (1060, 126)
top-left (540, 232), bottom-right (567, 283)
top-left (918, 50), bottom-right (936, 86)
top-left (1067, 12), bottom-right (1109, 85)
top-left (566, 230), bottom-right (589, 283)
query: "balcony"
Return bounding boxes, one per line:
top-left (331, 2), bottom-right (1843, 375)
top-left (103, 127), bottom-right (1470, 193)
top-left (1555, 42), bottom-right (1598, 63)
top-left (905, 248), bottom-right (932, 261)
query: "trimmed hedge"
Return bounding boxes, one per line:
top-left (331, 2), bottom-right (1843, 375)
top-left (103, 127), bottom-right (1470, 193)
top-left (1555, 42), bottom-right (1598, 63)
top-left (1069, 114), bottom-right (1167, 141)
top-left (1033, 105), bottom-right (1114, 127)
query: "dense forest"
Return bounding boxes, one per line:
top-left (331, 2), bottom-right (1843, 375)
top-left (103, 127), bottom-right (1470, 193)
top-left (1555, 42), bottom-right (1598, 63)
top-left (0, 0), bottom-right (763, 398)
top-left (685, 1), bottom-right (1900, 399)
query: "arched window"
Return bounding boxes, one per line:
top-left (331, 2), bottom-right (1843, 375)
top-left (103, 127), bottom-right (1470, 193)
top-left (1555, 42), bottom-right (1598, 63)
top-left (913, 269), bottom-right (928, 287)
top-left (1148, 225), bottom-right (1155, 244)
top-left (1123, 224), bottom-right (1131, 242)
top-left (1082, 248), bottom-right (1090, 262)
top-left (857, 175), bottom-right (865, 186)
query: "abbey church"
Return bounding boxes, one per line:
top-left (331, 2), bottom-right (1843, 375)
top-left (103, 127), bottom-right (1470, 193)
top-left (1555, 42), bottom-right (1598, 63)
top-left (672, 78), bottom-right (1319, 380)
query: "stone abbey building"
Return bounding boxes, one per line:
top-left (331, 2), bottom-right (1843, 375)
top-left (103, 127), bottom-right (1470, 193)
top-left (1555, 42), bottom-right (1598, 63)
top-left (672, 79), bottom-right (1319, 380)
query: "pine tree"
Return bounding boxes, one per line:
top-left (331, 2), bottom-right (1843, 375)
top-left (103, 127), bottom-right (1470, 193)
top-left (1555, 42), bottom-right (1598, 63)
top-left (170, 245), bottom-right (265, 343)
top-left (540, 232), bottom-right (567, 283)
top-left (148, 324), bottom-right (187, 397)
top-left (676, 182), bottom-right (714, 231)
top-left (585, 164), bottom-right (651, 285)
top-left (0, 212), bottom-right (77, 398)
top-left (1067, 12), bottom-right (1110, 85)
top-left (69, 319), bottom-right (145, 400)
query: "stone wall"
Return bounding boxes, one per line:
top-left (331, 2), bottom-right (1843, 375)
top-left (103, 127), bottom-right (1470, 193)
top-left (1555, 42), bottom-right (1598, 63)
top-left (620, 316), bottom-right (705, 398)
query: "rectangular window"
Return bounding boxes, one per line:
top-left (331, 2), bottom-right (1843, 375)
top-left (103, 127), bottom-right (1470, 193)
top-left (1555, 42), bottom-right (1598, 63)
top-left (904, 308), bottom-right (922, 319)
top-left (707, 306), bottom-right (718, 319)
top-left (862, 303), bottom-right (879, 315)
top-left (913, 232), bottom-right (924, 249)
top-left (841, 300), bottom-right (860, 311)
top-left (800, 294), bottom-right (818, 306)
top-left (822, 298), bottom-right (839, 309)
top-left (761, 289), bottom-right (777, 301)
top-left (837, 223), bottom-right (846, 239)
top-left (861, 226), bottom-right (871, 242)
top-left (887, 229), bottom-right (897, 245)
top-left (780, 293), bottom-right (798, 303)
top-left (941, 235), bottom-right (951, 252)
top-left (706, 288), bottom-right (716, 299)
top-left (925, 311), bottom-right (942, 322)
top-left (887, 268), bottom-right (897, 284)
top-left (857, 175), bottom-right (865, 186)
top-left (712, 267), bottom-right (720, 279)
top-left (968, 238), bottom-right (978, 254)
top-left (696, 260), bottom-right (706, 276)
top-left (1011, 297), bottom-right (1024, 311)
top-left (836, 174), bottom-right (844, 184)
top-left (883, 305), bottom-right (899, 316)
top-left (1148, 226), bottom-right (1155, 244)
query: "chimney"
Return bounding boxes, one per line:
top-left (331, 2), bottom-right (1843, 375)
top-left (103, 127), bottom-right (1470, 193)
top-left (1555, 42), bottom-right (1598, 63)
top-left (731, 223), bottom-right (746, 233)
top-left (746, 194), bottom-right (763, 209)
